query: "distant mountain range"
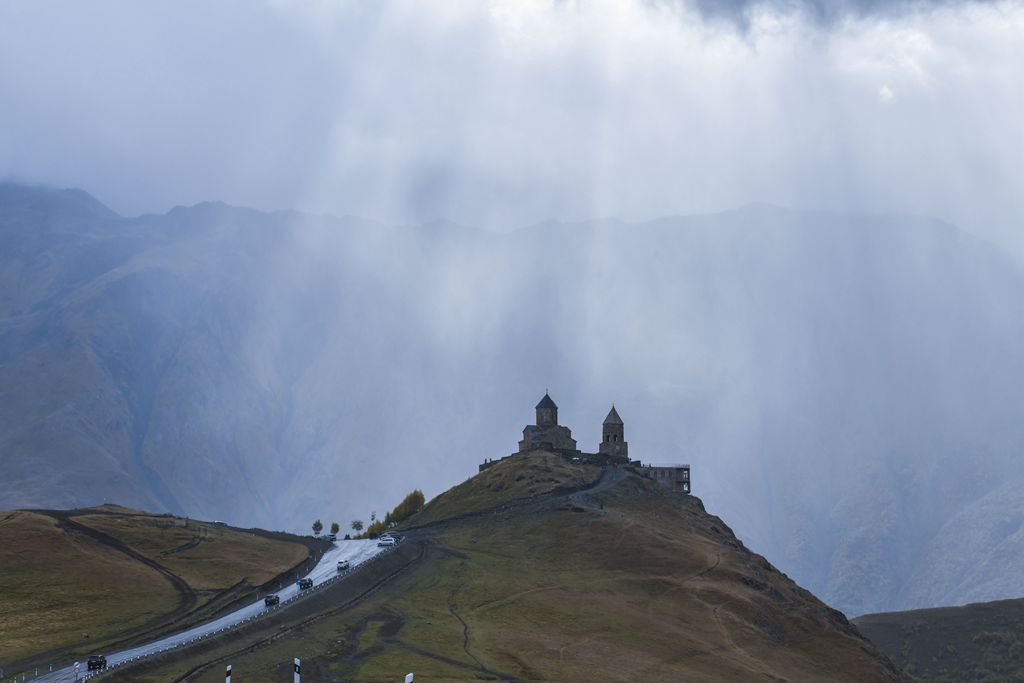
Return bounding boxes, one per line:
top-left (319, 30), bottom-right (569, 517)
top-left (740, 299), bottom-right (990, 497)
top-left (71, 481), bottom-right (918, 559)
top-left (856, 595), bottom-right (1024, 681)
top-left (3, 181), bottom-right (1024, 617)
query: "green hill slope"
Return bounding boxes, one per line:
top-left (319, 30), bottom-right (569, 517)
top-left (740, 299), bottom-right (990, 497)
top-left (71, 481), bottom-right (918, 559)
top-left (111, 455), bottom-right (910, 682)
top-left (856, 597), bottom-right (1024, 682)
top-left (0, 505), bottom-right (316, 673)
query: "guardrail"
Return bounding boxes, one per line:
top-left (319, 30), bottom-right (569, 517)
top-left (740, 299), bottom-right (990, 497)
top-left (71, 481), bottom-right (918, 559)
top-left (52, 539), bottom-right (406, 682)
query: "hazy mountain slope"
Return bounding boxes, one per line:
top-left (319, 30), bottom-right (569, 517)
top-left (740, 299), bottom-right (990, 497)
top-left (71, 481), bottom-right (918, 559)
top-left (3, 182), bottom-right (1024, 615)
top-left (856, 596), bottom-right (1024, 682)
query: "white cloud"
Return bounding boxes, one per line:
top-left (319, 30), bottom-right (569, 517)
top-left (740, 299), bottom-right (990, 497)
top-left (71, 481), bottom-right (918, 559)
top-left (0, 0), bottom-right (1021, 253)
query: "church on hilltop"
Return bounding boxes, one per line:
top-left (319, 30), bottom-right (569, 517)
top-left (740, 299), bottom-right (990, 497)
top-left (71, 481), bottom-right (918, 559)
top-left (518, 393), bottom-right (580, 455)
top-left (513, 392), bottom-right (628, 464)
top-left (480, 392), bottom-right (690, 494)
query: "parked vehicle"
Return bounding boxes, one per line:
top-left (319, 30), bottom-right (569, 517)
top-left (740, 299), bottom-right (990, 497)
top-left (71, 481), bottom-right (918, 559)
top-left (297, 578), bottom-right (313, 590)
top-left (327, 533), bottom-right (337, 542)
top-left (377, 536), bottom-right (396, 548)
top-left (264, 594), bottom-right (280, 607)
top-left (336, 559), bottom-right (351, 572)
top-left (87, 655), bottom-right (107, 671)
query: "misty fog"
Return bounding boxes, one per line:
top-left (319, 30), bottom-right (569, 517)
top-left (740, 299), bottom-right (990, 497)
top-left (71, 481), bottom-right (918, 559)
top-left (2, 0), bottom-right (1024, 619)
top-left (1, 1), bottom-right (1022, 254)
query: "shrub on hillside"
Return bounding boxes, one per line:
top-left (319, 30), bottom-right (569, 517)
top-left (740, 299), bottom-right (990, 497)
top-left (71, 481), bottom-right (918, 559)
top-left (384, 489), bottom-right (426, 527)
top-left (365, 519), bottom-right (388, 538)
top-left (356, 489), bottom-right (426, 538)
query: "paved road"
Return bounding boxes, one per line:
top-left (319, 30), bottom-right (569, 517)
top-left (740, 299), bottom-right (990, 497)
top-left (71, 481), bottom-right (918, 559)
top-left (37, 539), bottom-right (388, 682)
top-left (582, 464), bottom-right (629, 495)
top-left (33, 467), bottom-right (626, 681)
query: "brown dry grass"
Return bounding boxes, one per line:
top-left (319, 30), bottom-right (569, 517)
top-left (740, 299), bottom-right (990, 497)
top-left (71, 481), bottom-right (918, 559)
top-left (0, 511), bottom-right (179, 664)
top-left (0, 507), bottom-right (309, 669)
top-left (126, 463), bottom-right (909, 683)
top-left (76, 514), bottom-right (307, 590)
top-left (409, 451), bottom-right (602, 527)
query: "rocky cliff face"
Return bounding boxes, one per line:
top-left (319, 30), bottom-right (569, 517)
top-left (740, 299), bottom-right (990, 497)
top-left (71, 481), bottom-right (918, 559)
top-left (4, 182), bottom-right (1024, 616)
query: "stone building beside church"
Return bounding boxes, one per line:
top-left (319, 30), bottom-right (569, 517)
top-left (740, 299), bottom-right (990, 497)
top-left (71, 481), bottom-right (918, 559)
top-left (481, 393), bottom-right (690, 495)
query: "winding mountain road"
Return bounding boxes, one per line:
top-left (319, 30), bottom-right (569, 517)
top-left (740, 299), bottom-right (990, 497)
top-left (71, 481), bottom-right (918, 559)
top-left (36, 465), bottom-right (634, 681)
top-left (36, 539), bottom-right (388, 682)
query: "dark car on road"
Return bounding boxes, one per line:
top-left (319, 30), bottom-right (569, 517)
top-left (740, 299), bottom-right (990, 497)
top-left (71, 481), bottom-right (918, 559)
top-left (297, 578), bottom-right (313, 590)
top-left (87, 655), bottom-right (107, 671)
top-left (264, 594), bottom-right (280, 607)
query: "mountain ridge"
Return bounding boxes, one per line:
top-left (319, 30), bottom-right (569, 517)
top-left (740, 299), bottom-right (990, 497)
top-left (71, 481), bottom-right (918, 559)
top-left (4, 181), bottom-right (1024, 617)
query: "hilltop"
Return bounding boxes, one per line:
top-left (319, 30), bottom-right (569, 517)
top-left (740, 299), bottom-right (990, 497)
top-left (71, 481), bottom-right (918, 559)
top-left (108, 454), bottom-right (911, 682)
top-left (856, 596), bottom-right (1024, 682)
top-left (0, 505), bottom-right (322, 674)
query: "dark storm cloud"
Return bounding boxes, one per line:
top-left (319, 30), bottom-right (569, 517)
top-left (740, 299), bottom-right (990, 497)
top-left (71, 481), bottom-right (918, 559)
top-left (683, 0), bottom-right (993, 25)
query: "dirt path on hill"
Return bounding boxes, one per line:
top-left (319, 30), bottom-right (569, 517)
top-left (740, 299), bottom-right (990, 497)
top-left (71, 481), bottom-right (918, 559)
top-left (404, 464), bottom-right (632, 533)
top-left (45, 511), bottom-right (197, 624)
top-left (56, 468), bottom-right (634, 681)
top-left (7, 511), bottom-right (201, 673)
top-left (163, 534), bottom-right (203, 555)
top-left (15, 510), bottom-right (320, 675)
top-left (579, 465), bottom-right (630, 495)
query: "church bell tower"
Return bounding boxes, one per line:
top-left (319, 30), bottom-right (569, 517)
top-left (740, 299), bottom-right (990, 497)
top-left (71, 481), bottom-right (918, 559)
top-left (599, 405), bottom-right (628, 460)
top-left (536, 392), bottom-right (558, 426)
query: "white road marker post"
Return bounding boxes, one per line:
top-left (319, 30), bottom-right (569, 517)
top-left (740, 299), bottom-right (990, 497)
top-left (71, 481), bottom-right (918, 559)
top-left (294, 657), bottom-right (301, 683)
top-left (225, 664), bottom-right (231, 683)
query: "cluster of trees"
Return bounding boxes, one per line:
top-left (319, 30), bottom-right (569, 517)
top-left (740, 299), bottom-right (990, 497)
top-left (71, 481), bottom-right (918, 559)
top-left (310, 520), bottom-right (342, 536)
top-left (385, 489), bottom-right (426, 526)
top-left (349, 489), bottom-right (426, 539)
top-left (311, 489), bottom-right (425, 540)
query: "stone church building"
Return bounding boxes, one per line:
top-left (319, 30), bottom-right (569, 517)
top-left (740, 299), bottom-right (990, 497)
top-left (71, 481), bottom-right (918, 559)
top-left (518, 393), bottom-right (579, 454)
top-left (515, 393), bottom-right (629, 464)
top-left (480, 393), bottom-right (690, 493)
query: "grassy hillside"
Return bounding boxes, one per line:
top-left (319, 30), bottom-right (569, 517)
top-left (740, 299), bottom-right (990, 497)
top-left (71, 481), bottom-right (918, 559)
top-left (112, 459), bottom-right (910, 682)
top-left (409, 452), bottom-right (603, 526)
top-left (0, 505), bottom-right (312, 671)
top-left (9, 183), bottom-right (1024, 619)
top-left (856, 597), bottom-right (1024, 682)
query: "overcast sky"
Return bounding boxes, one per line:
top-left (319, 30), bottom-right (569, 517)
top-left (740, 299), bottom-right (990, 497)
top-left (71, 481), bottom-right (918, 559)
top-left (1, 1), bottom-right (1021, 250)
